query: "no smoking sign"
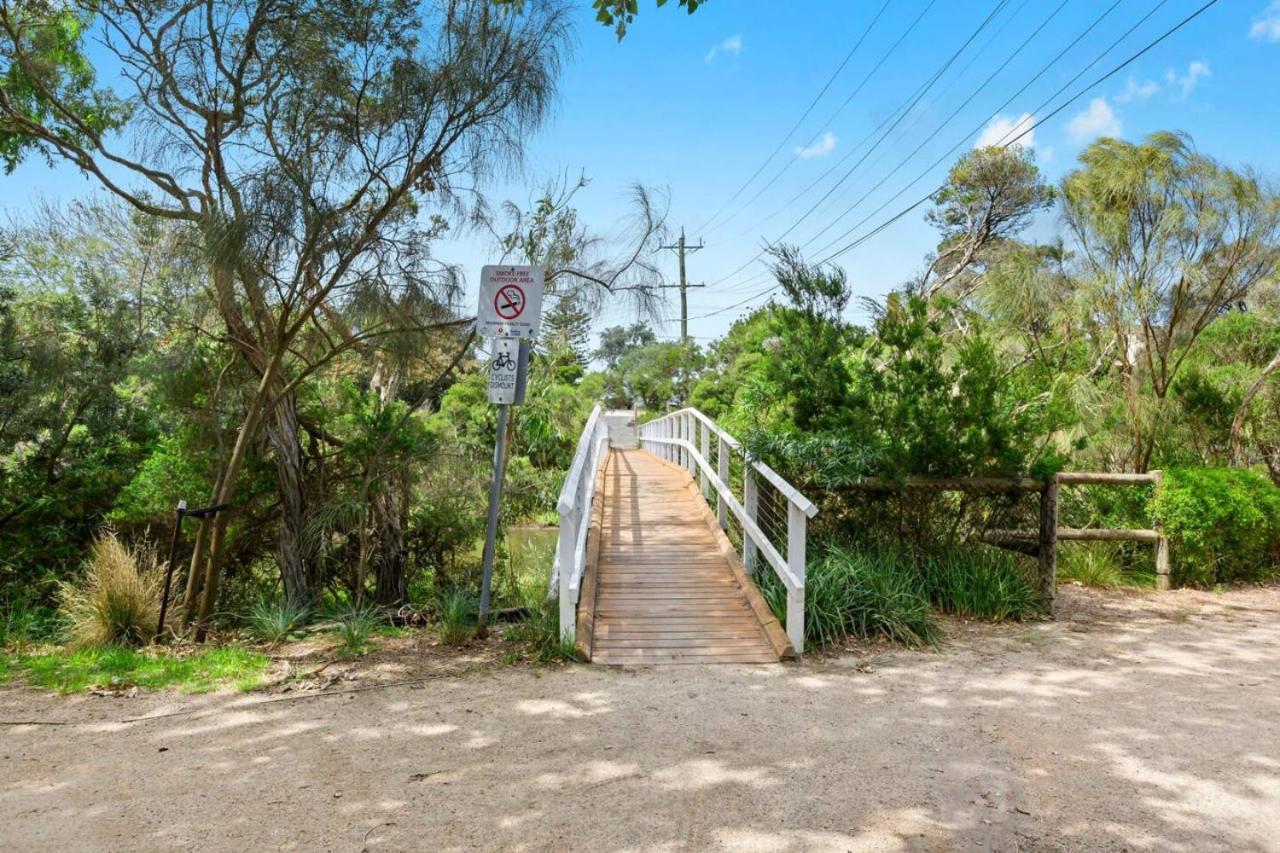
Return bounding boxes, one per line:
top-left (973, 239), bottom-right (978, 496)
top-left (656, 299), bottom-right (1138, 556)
top-left (479, 265), bottom-right (543, 338)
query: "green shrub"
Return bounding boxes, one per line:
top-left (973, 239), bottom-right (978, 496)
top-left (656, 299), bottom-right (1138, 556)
top-left (503, 603), bottom-right (581, 662)
top-left (917, 548), bottom-right (1042, 622)
top-left (437, 588), bottom-right (476, 646)
top-left (1, 591), bottom-right (60, 650)
top-left (244, 595), bottom-right (311, 644)
top-left (760, 544), bottom-right (940, 650)
top-left (1153, 467), bottom-right (1280, 586)
top-left (58, 533), bottom-right (164, 648)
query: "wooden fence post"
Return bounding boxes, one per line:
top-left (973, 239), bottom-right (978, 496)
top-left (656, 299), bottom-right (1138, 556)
top-left (1151, 469), bottom-right (1170, 591)
top-left (1038, 475), bottom-right (1060, 609)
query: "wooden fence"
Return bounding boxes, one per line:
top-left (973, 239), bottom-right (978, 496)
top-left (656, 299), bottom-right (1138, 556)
top-left (851, 470), bottom-right (1170, 605)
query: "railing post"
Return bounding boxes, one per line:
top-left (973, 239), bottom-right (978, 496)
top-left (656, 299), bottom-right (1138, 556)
top-left (686, 413), bottom-right (696, 478)
top-left (558, 507), bottom-right (578, 641)
top-left (1038, 474), bottom-right (1060, 610)
top-left (699, 420), bottom-right (710, 497)
top-left (786, 502), bottom-right (806, 654)
top-left (1151, 469), bottom-right (1170, 591)
top-left (717, 436), bottom-right (730, 529)
top-left (743, 468), bottom-right (759, 573)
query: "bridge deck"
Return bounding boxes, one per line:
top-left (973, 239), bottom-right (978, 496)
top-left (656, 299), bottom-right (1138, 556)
top-left (586, 448), bottom-right (789, 665)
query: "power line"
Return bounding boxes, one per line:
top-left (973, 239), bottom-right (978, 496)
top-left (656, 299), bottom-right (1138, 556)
top-left (693, 0), bottom-right (894, 235)
top-left (794, 0), bottom-right (1077, 255)
top-left (816, 0), bottom-right (1223, 267)
top-left (705, 0), bottom-right (1013, 290)
top-left (808, 0), bottom-right (1172, 263)
top-left (694, 0), bottom-right (1224, 324)
top-left (705, 0), bottom-right (939, 238)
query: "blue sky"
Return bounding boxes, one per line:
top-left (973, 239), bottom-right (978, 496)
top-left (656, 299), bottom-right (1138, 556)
top-left (5, 0), bottom-right (1279, 348)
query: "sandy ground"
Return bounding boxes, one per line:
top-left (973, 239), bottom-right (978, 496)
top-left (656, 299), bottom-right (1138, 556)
top-left (2, 585), bottom-right (1279, 853)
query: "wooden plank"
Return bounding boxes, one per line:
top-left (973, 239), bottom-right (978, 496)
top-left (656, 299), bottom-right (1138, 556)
top-left (584, 447), bottom-right (782, 665)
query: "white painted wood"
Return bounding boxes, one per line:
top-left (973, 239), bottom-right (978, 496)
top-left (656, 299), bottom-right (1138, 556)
top-left (639, 408), bottom-right (818, 654)
top-left (717, 436), bottom-right (730, 530)
top-left (553, 404), bottom-right (609, 641)
top-left (743, 467), bottom-right (759, 574)
top-left (787, 502), bottom-right (807, 654)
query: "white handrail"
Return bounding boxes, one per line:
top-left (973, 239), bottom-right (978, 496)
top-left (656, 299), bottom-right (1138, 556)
top-left (638, 408), bottom-right (817, 653)
top-left (550, 404), bottom-right (609, 641)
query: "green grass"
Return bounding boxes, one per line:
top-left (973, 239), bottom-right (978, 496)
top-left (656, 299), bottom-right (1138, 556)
top-left (1, 645), bottom-right (271, 694)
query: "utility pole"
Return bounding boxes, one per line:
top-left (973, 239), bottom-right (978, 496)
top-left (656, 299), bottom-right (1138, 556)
top-left (660, 228), bottom-right (705, 341)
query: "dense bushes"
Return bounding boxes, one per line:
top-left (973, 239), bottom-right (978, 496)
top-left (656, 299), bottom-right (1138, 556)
top-left (1153, 468), bottom-right (1280, 586)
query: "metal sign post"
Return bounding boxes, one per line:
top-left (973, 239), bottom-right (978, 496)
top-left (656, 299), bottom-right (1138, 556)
top-left (477, 268), bottom-right (542, 631)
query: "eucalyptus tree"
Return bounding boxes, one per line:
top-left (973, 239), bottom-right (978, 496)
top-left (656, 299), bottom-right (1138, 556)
top-left (1062, 132), bottom-right (1280, 472)
top-left (0, 0), bottom-right (571, 635)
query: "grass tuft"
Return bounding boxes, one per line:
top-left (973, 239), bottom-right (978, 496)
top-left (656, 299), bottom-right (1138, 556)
top-left (326, 602), bottom-right (381, 656)
top-left (437, 589), bottom-right (476, 647)
top-left (58, 532), bottom-right (164, 648)
top-left (244, 595), bottom-right (312, 644)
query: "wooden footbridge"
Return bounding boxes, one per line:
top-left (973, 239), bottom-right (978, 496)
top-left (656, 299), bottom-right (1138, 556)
top-left (551, 407), bottom-right (817, 664)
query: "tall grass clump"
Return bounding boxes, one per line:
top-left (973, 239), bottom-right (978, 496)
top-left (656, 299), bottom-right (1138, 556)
top-left (437, 588), bottom-right (476, 646)
top-left (1, 591), bottom-right (59, 650)
top-left (325, 601), bottom-right (381, 656)
top-left (245, 595), bottom-right (311, 644)
top-left (58, 533), bottom-right (163, 648)
top-left (916, 548), bottom-right (1042, 622)
top-left (1058, 542), bottom-right (1126, 588)
top-left (760, 544), bottom-right (939, 650)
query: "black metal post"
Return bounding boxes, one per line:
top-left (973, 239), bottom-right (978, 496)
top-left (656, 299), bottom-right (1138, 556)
top-left (155, 500), bottom-right (187, 643)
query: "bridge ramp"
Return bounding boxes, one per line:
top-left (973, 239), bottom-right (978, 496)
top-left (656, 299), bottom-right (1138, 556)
top-left (585, 449), bottom-right (791, 665)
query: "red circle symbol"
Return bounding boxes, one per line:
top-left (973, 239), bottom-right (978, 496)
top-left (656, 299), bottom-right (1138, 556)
top-left (494, 284), bottom-right (525, 320)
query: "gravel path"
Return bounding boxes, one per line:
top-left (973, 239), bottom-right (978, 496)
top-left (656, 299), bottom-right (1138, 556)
top-left (3, 586), bottom-right (1279, 852)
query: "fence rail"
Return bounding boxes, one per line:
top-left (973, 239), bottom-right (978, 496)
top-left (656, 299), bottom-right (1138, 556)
top-left (550, 404), bottom-right (608, 641)
top-left (638, 408), bottom-right (817, 652)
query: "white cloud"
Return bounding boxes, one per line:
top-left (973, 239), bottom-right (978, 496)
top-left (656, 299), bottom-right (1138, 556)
top-left (1250, 2), bottom-right (1280, 41)
top-left (1115, 75), bottom-right (1160, 103)
top-left (974, 113), bottom-right (1035, 149)
top-left (1067, 97), bottom-right (1122, 143)
top-left (1165, 60), bottom-right (1211, 98)
top-left (794, 132), bottom-right (837, 159)
top-left (704, 34), bottom-right (743, 63)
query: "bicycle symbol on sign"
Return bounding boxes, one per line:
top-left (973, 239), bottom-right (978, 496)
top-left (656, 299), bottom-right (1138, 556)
top-left (493, 351), bottom-right (516, 371)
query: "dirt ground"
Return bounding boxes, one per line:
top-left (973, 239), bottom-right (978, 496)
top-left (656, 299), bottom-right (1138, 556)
top-left (3, 585), bottom-right (1279, 853)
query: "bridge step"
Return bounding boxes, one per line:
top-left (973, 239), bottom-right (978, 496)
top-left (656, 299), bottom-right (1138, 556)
top-left (585, 448), bottom-right (788, 665)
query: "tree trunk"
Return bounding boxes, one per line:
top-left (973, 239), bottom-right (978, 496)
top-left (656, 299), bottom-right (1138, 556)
top-left (1230, 347), bottom-right (1280, 465)
top-left (373, 485), bottom-right (407, 608)
top-left (266, 388), bottom-right (310, 607)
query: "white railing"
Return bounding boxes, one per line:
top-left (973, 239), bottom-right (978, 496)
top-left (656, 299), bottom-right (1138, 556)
top-left (638, 407), bottom-right (817, 653)
top-left (550, 404), bottom-right (609, 641)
